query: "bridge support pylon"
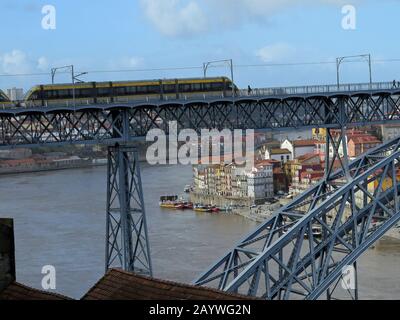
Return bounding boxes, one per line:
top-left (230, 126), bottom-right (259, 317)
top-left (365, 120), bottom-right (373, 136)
top-left (105, 144), bottom-right (152, 276)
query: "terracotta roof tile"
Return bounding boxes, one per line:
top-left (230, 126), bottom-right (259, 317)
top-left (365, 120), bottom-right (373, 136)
top-left (269, 148), bottom-right (291, 155)
top-left (82, 269), bottom-right (257, 300)
top-left (0, 282), bottom-right (72, 300)
top-left (297, 153), bottom-right (320, 163)
top-left (293, 140), bottom-right (318, 147)
top-left (349, 136), bottom-right (381, 145)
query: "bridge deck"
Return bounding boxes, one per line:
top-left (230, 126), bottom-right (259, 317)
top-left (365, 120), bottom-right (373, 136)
top-left (0, 81), bottom-right (400, 149)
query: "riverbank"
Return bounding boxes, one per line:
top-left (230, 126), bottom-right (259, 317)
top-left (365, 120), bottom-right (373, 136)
top-left (189, 192), bottom-right (253, 208)
top-left (0, 157), bottom-right (107, 176)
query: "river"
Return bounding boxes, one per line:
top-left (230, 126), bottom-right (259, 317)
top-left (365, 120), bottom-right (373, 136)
top-left (0, 164), bottom-right (399, 299)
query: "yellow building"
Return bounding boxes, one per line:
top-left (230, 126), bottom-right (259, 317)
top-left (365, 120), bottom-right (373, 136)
top-left (312, 128), bottom-right (327, 141)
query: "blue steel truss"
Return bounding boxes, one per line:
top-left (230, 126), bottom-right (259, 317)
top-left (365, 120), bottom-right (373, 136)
top-left (1, 87), bottom-right (400, 148)
top-left (105, 145), bottom-right (152, 276)
top-left (194, 134), bottom-right (400, 299)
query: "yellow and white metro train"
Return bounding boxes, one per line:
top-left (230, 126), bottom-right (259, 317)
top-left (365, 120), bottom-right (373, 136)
top-left (23, 77), bottom-right (237, 107)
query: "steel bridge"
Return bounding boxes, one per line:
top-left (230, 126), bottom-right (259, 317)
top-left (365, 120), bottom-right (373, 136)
top-left (1, 81), bottom-right (400, 300)
top-left (1, 81), bottom-right (400, 148)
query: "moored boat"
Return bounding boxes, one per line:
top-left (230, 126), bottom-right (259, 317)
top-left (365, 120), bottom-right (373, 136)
top-left (174, 203), bottom-right (185, 210)
top-left (194, 204), bottom-right (211, 212)
top-left (160, 195), bottom-right (179, 209)
top-left (184, 202), bottom-right (194, 209)
top-left (160, 202), bottom-right (177, 209)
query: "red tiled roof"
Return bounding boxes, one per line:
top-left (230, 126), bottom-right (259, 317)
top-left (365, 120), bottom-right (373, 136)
top-left (269, 148), bottom-right (291, 155)
top-left (348, 136), bottom-right (381, 145)
top-left (0, 282), bottom-right (72, 300)
top-left (301, 170), bottom-right (325, 180)
top-left (297, 153), bottom-right (320, 163)
top-left (255, 160), bottom-right (274, 167)
top-left (82, 269), bottom-right (257, 300)
top-left (293, 139), bottom-right (318, 147)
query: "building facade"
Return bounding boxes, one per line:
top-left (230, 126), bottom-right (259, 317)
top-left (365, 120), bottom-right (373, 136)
top-left (265, 148), bottom-right (292, 164)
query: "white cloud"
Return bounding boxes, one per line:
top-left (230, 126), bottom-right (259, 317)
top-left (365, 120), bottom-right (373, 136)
top-left (126, 56), bottom-right (144, 68)
top-left (140, 0), bottom-right (207, 37)
top-left (255, 43), bottom-right (295, 62)
top-left (37, 56), bottom-right (49, 71)
top-left (0, 50), bottom-right (32, 74)
top-left (140, 0), bottom-right (352, 36)
top-left (0, 50), bottom-right (52, 75)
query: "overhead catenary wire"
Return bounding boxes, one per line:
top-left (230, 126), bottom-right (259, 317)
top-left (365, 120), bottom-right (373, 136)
top-left (0, 58), bottom-right (400, 78)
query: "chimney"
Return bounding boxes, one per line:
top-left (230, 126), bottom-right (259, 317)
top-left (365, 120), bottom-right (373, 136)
top-left (0, 218), bottom-right (16, 291)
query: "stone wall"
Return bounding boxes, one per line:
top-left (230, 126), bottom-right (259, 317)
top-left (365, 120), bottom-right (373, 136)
top-left (189, 192), bottom-right (253, 208)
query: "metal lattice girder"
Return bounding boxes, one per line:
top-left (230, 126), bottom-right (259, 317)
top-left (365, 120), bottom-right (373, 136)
top-left (106, 145), bottom-right (152, 276)
top-left (1, 90), bottom-right (400, 148)
top-left (193, 136), bottom-right (400, 300)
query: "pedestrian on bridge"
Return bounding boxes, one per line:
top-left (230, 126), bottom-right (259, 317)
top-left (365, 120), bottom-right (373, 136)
top-left (248, 85), bottom-right (253, 95)
top-left (393, 80), bottom-right (397, 88)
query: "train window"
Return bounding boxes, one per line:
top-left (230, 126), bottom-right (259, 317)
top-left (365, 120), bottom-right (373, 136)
top-left (136, 86), bottom-right (148, 94)
top-left (192, 83), bottom-right (202, 92)
top-left (126, 86), bottom-right (136, 95)
top-left (147, 85), bottom-right (160, 94)
top-left (179, 84), bottom-right (192, 92)
top-left (44, 90), bottom-right (58, 99)
top-left (43, 91), bottom-right (53, 99)
top-left (28, 92), bottom-right (39, 100)
top-left (115, 87), bottom-right (127, 95)
top-left (98, 88), bottom-right (111, 96)
top-left (76, 88), bottom-right (92, 98)
top-left (163, 84), bottom-right (176, 94)
top-left (211, 82), bottom-right (223, 91)
top-left (203, 83), bottom-right (212, 91)
top-left (58, 89), bottom-right (73, 99)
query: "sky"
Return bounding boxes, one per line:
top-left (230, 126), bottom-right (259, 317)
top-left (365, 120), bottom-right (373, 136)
top-left (0, 0), bottom-right (399, 91)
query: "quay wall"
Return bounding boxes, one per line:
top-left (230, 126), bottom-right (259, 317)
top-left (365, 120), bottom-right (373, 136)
top-left (189, 192), bottom-right (253, 208)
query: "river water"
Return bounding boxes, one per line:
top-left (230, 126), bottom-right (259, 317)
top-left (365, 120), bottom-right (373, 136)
top-left (0, 164), bottom-right (399, 299)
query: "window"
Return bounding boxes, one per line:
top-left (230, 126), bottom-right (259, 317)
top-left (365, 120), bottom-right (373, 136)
top-left (44, 90), bottom-right (57, 99)
top-left (115, 87), bottom-right (127, 96)
top-left (126, 86), bottom-right (136, 95)
top-left (29, 91), bottom-right (39, 100)
top-left (287, 155), bottom-right (290, 161)
top-left (147, 85), bottom-right (160, 94)
top-left (211, 82), bottom-right (223, 91)
top-left (281, 156), bottom-right (284, 161)
top-left (192, 83), bottom-right (202, 92)
top-left (76, 88), bottom-right (93, 98)
top-left (52, 89), bottom-right (71, 99)
top-left (179, 83), bottom-right (192, 93)
top-left (136, 86), bottom-right (148, 94)
top-left (203, 83), bottom-right (212, 91)
top-left (163, 84), bottom-right (176, 94)
top-left (98, 88), bottom-right (111, 96)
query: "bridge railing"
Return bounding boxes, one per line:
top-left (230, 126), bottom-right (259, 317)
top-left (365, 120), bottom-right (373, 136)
top-left (240, 81), bottom-right (396, 97)
top-left (2, 81), bottom-right (398, 110)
